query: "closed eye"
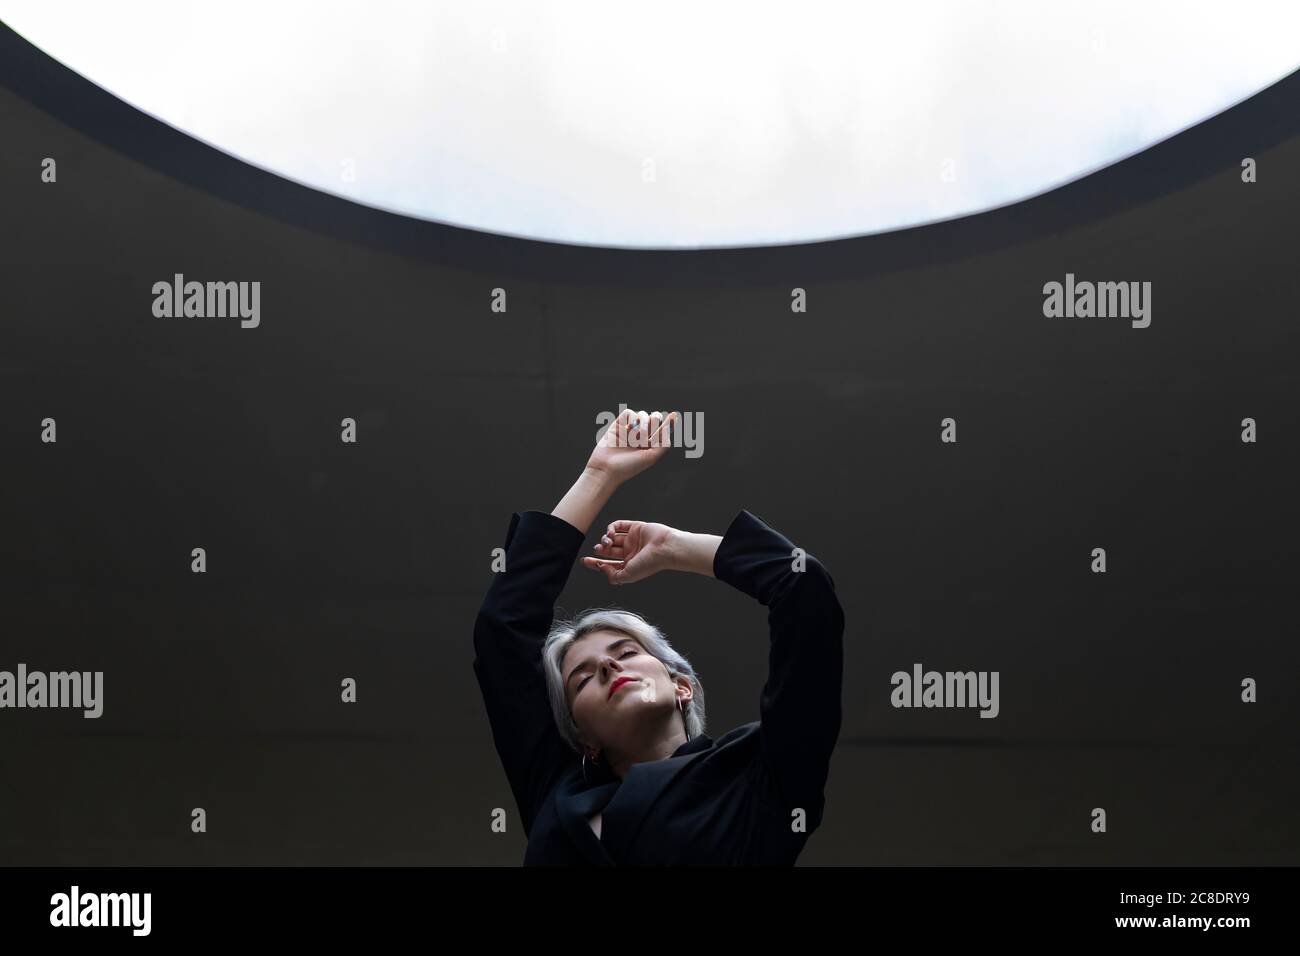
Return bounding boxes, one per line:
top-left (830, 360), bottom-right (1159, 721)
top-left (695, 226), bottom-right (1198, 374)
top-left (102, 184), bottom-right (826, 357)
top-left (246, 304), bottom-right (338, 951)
top-left (577, 649), bottom-right (638, 693)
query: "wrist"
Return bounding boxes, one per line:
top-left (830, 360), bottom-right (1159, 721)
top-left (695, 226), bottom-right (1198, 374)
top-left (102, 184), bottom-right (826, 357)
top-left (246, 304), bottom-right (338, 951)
top-left (663, 528), bottom-right (687, 573)
top-left (552, 466), bottom-right (620, 536)
top-left (668, 529), bottom-right (721, 577)
top-left (580, 464), bottom-right (621, 496)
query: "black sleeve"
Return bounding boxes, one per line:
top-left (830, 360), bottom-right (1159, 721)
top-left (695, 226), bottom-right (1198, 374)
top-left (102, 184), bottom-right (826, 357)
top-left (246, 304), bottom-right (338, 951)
top-left (712, 510), bottom-right (845, 827)
top-left (473, 509), bottom-right (587, 836)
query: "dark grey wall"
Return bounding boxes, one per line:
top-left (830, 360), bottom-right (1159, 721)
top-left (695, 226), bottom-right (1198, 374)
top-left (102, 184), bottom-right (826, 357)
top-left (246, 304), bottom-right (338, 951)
top-left (1, 41), bottom-right (1296, 865)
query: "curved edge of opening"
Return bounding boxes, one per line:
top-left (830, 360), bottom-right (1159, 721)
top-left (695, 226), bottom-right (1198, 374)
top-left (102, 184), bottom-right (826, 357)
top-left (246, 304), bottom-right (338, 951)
top-left (2, 19), bottom-right (1296, 287)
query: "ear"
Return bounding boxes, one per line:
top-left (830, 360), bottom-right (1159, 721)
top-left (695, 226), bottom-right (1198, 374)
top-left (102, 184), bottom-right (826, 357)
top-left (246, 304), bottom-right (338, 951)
top-left (675, 678), bottom-right (693, 704)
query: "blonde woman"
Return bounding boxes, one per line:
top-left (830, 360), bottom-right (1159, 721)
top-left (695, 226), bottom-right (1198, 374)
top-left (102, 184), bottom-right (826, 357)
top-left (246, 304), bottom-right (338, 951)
top-left (473, 409), bottom-right (844, 864)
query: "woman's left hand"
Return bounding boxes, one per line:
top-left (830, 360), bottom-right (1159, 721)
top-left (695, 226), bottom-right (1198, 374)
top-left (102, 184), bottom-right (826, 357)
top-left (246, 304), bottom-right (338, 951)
top-left (583, 520), bottom-right (677, 585)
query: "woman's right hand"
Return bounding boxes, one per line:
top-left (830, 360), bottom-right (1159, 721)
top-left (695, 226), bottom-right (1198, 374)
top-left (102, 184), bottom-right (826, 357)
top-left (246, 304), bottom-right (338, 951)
top-left (585, 409), bottom-right (678, 486)
top-left (551, 409), bottom-right (676, 536)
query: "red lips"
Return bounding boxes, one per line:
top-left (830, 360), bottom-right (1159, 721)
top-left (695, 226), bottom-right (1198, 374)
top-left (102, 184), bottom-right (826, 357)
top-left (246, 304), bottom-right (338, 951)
top-left (608, 676), bottom-right (637, 699)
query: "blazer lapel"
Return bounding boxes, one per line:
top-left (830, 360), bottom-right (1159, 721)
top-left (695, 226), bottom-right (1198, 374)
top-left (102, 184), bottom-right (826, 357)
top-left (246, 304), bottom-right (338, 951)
top-left (599, 734), bottom-right (713, 861)
top-left (556, 735), bottom-right (715, 864)
top-left (556, 775), bottom-right (619, 866)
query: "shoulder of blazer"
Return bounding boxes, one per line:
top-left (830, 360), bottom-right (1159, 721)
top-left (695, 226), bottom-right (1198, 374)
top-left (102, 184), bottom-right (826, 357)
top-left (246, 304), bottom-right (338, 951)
top-left (714, 721), bottom-right (761, 747)
top-left (503, 511), bottom-right (521, 549)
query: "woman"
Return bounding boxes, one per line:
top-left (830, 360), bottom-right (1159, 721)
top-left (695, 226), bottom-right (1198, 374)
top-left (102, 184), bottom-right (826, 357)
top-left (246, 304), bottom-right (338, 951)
top-left (473, 408), bottom-right (844, 865)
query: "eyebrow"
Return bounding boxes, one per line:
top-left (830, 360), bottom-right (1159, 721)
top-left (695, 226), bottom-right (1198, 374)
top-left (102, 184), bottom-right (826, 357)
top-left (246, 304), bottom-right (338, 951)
top-left (566, 637), bottom-right (637, 689)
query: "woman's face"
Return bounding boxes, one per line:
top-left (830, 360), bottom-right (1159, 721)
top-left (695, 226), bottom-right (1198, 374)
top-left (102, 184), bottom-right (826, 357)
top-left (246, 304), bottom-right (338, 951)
top-left (562, 629), bottom-right (686, 756)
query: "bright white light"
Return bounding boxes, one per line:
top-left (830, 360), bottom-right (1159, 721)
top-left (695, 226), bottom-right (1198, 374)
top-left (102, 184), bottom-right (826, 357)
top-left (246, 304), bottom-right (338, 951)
top-left (3, 1), bottom-right (1297, 248)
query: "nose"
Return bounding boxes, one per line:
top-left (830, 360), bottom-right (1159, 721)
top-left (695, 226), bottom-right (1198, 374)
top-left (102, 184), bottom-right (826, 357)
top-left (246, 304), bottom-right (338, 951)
top-left (602, 656), bottom-right (635, 694)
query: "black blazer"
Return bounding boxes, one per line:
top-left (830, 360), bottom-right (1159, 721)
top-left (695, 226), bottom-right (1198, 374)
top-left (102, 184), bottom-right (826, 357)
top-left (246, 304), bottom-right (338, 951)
top-left (472, 508), bottom-right (844, 865)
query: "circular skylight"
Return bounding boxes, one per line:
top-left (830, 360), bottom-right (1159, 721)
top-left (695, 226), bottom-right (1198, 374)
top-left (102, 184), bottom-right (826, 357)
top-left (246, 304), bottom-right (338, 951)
top-left (4, 0), bottom-right (1297, 248)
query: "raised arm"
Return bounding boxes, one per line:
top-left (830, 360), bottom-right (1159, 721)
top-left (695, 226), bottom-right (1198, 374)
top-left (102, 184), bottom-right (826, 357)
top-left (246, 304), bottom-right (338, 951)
top-left (711, 511), bottom-right (844, 829)
top-left (473, 508), bottom-right (586, 836)
top-left (583, 509), bottom-right (844, 828)
top-left (472, 408), bottom-right (677, 834)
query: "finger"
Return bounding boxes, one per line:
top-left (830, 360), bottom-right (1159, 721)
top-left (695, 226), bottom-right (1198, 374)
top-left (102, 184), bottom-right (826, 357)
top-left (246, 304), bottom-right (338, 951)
top-left (631, 409), bottom-right (652, 447)
top-left (593, 541), bottom-right (626, 558)
top-left (606, 520), bottom-right (635, 538)
top-left (620, 407), bottom-right (641, 440)
top-left (605, 408), bottom-right (633, 447)
top-left (644, 411), bottom-right (665, 447)
top-left (583, 557), bottom-right (625, 580)
top-left (649, 410), bottom-right (677, 449)
top-left (598, 525), bottom-right (630, 557)
top-left (586, 557), bottom-right (626, 586)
